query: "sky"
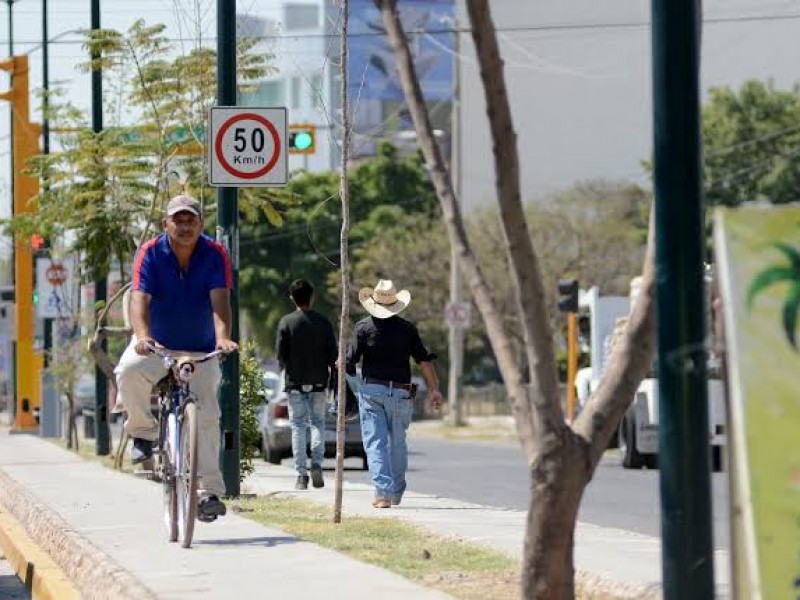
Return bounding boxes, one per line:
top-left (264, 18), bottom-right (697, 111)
top-left (2, 0), bottom-right (800, 226)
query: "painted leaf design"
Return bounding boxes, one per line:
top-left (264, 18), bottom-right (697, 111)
top-left (747, 266), bottom-right (795, 309)
top-left (782, 281), bottom-right (800, 350)
top-left (772, 242), bottom-right (800, 270)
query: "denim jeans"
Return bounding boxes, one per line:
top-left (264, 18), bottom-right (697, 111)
top-left (358, 382), bottom-right (413, 501)
top-left (287, 391), bottom-right (326, 475)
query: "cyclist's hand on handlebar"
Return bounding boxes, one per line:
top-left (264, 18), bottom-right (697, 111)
top-left (215, 338), bottom-right (239, 354)
top-left (135, 337), bottom-right (159, 356)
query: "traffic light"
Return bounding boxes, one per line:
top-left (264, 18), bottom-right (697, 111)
top-left (288, 124), bottom-right (316, 155)
top-left (557, 279), bottom-right (579, 313)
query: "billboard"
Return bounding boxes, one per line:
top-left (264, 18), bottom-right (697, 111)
top-left (348, 0), bottom-right (455, 102)
top-left (714, 204), bottom-right (800, 599)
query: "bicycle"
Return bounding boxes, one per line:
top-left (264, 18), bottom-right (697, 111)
top-left (145, 342), bottom-right (230, 548)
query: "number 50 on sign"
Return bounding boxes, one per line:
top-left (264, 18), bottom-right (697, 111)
top-left (208, 107), bottom-right (288, 187)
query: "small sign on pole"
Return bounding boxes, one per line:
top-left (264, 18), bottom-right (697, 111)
top-left (445, 301), bottom-right (471, 330)
top-left (208, 107), bottom-right (288, 187)
top-left (35, 257), bottom-right (77, 319)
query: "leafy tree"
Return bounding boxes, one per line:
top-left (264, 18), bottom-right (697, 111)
top-left (346, 180), bottom-right (649, 387)
top-left (238, 342), bottom-right (265, 480)
top-left (239, 141), bottom-right (438, 350)
top-left (703, 80), bottom-right (800, 206)
top-left (4, 20), bottom-right (273, 283)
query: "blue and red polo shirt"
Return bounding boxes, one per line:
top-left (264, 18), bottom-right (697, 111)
top-left (132, 233), bottom-right (232, 352)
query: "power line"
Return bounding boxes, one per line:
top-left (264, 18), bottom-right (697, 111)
top-left (7, 11), bottom-right (800, 47)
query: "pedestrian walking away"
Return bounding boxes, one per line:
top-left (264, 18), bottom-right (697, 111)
top-left (346, 279), bottom-right (443, 508)
top-left (276, 279), bottom-right (338, 490)
top-left (114, 194), bottom-right (239, 522)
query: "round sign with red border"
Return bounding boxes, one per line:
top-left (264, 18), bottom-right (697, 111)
top-left (209, 107), bottom-right (288, 187)
top-left (45, 263), bottom-right (67, 286)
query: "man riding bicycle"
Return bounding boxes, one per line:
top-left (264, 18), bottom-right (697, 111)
top-left (115, 194), bottom-right (239, 523)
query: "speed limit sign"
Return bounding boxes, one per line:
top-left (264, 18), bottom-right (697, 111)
top-left (209, 106), bottom-right (288, 187)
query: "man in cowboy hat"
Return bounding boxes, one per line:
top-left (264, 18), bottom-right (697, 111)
top-left (346, 279), bottom-right (443, 508)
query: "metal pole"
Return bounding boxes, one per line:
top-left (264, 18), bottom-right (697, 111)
top-left (446, 20), bottom-right (464, 426)
top-left (566, 312), bottom-right (577, 421)
top-left (6, 1), bottom-right (16, 419)
top-left (651, 1), bottom-right (714, 598)
top-left (42, 0), bottom-right (52, 369)
top-left (217, 0), bottom-right (240, 497)
top-left (91, 0), bottom-right (109, 455)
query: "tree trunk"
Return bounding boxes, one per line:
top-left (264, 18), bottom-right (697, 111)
top-left (526, 434), bottom-right (590, 599)
top-left (333, 0), bottom-right (351, 525)
top-left (378, 1), bottom-right (659, 598)
top-left (375, 0), bottom-right (537, 456)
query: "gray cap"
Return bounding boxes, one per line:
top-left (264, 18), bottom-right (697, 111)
top-left (166, 195), bottom-right (201, 217)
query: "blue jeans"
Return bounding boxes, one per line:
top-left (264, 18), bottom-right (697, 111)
top-left (358, 383), bottom-right (413, 501)
top-left (287, 391), bottom-right (326, 475)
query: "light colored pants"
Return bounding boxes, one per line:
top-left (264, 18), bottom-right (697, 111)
top-left (114, 339), bottom-right (225, 496)
top-left (287, 390), bottom-right (326, 475)
top-left (358, 382), bottom-right (413, 502)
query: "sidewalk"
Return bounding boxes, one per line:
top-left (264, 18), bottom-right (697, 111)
top-left (0, 429), bottom-right (731, 599)
top-left (0, 432), bottom-right (448, 599)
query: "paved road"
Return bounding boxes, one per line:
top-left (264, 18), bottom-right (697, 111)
top-left (0, 557), bottom-right (29, 599)
top-left (299, 434), bottom-right (731, 550)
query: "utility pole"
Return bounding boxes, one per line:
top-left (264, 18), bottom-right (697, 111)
top-left (41, 0), bottom-right (53, 369)
top-left (0, 55), bottom-right (40, 431)
top-left (446, 19), bottom-right (464, 426)
top-left (217, 0), bottom-right (241, 496)
top-left (651, 1), bottom-right (714, 598)
top-left (91, 0), bottom-right (110, 455)
top-left (5, 0), bottom-right (17, 419)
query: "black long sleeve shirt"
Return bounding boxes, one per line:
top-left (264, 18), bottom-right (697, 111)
top-left (346, 315), bottom-right (436, 384)
top-left (276, 309), bottom-right (337, 389)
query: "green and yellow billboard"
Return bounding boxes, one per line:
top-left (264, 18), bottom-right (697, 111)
top-left (714, 204), bottom-right (800, 599)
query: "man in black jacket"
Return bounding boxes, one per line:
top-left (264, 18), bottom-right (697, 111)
top-left (276, 279), bottom-right (337, 490)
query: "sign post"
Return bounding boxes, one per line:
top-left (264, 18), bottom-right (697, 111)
top-left (209, 99), bottom-right (288, 496)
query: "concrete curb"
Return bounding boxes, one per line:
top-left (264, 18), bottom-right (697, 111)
top-left (0, 468), bottom-right (157, 600)
top-left (0, 504), bottom-right (80, 599)
top-left (575, 571), bottom-right (661, 599)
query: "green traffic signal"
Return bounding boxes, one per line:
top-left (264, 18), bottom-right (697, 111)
top-left (293, 131), bottom-right (313, 150)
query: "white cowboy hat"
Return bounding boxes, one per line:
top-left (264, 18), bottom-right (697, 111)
top-left (359, 279), bottom-right (411, 319)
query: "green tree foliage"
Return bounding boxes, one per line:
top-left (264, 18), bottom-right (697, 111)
top-left (3, 20), bottom-right (273, 283)
top-left (346, 180), bottom-right (649, 385)
top-left (238, 342), bottom-right (265, 480)
top-left (239, 141), bottom-right (439, 349)
top-left (703, 80), bottom-right (800, 206)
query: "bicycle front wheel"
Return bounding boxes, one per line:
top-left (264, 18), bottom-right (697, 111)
top-left (177, 402), bottom-right (199, 548)
top-left (161, 413), bottom-right (178, 543)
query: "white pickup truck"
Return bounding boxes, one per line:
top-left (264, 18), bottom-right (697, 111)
top-left (577, 284), bottom-right (727, 471)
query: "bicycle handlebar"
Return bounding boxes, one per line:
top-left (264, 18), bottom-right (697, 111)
top-left (143, 341), bottom-right (235, 364)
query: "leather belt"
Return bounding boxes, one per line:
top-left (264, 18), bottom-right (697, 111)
top-left (287, 384), bottom-right (326, 392)
top-left (364, 377), bottom-right (412, 391)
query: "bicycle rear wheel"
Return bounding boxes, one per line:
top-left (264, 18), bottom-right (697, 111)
top-left (177, 402), bottom-right (199, 548)
top-left (161, 412), bottom-right (178, 542)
